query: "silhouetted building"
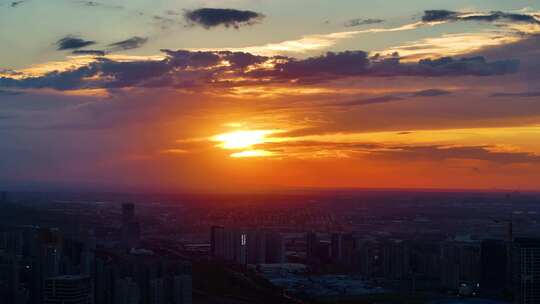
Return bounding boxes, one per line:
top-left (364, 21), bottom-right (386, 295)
top-left (44, 275), bottom-right (92, 304)
top-left (0, 192), bottom-right (7, 204)
top-left (150, 278), bottom-right (165, 304)
top-left (0, 254), bottom-right (25, 304)
top-left (513, 238), bottom-right (540, 304)
top-left (354, 240), bottom-right (380, 278)
top-left (410, 241), bottom-right (440, 280)
top-left (115, 277), bottom-right (140, 304)
top-left (306, 232), bottom-right (319, 263)
top-left (331, 233), bottom-right (355, 267)
top-left (210, 226), bottom-right (225, 259)
top-left (331, 233), bottom-right (343, 264)
top-left (121, 203), bottom-right (140, 249)
top-left (122, 203), bottom-right (135, 226)
top-left (172, 275), bottom-right (192, 304)
top-left (481, 239), bottom-right (509, 294)
top-left (382, 240), bottom-right (411, 280)
top-left (265, 232), bottom-right (285, 264)
top-left (440, 241), bottom-right (480, 290)
top-left (247, 231), bottom-right (266, 264)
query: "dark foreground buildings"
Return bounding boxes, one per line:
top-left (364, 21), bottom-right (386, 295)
top-left (0, 202), bottom-right (192, 304)
top-left (514, 238), bottom-right (540, 304)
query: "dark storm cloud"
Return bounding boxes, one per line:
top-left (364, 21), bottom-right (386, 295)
top-left (184, 8), bottom-right (264, 29)
top-left (344, 18), bottom-right (384, 27)
top-left (57, 36), bottom-right (96, 50)
top-left (422, 10), bottom-right (540, 25)
top-left (108, 37), bottom-right (148, 51)
top-left (72, 50), bottom-right (106, 56)
top-left (0, 50), bottom-right (520, 91)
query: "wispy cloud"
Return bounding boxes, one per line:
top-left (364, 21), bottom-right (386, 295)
top-left (108, 36), bottom-right (148, 51)
top-left (378, 32), bottom-right (522, 60)
top-left (214, 21), bottom-right (425, 55)
top-left (344, 18), bottom-right (385, 27)
top-left (57, 36), bottom-right (96, 50)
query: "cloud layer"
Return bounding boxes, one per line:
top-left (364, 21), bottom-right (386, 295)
top-left (0, 50), bottom-right (519, 91)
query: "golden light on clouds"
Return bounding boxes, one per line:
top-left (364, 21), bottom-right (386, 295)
top-left (230, 150), bottom-right (276, 158)
top-left (380, 32), bottom-right (522, 60)
top-left (205, 124), bottom-right (540, 160)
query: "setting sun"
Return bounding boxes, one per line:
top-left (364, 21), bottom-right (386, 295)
top-left (212, 130), bottom-right (278, 150)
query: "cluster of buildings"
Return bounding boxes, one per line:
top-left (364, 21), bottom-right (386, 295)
top-left (307, 232), bottom-right (540, 303)
top-left (210, 226), bottom-right (285, 265)
top-left (0, 203), bottom-right (192, 304)
top-left (208, 225), bottom-right (540, 304)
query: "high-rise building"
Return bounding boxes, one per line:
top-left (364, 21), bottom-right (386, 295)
top-left (265, 232), bottom-right (285, 264)
top-left (217, 229), bottom-right (248, 264)
top-left (211, 227), bottom-right (284, 265)
top-left (210, 226), bottom-right (225, 259)
top-left (480, 239), bottom-right (509, 293)
top-left (382, 240), bottom-right (411, 280)
top-left (513, 238), bottom-right (540, 304)
top-left (331, 233), bottom-right (343, 264)
top-left (114, 277), bottom-right (140, 304)
top-left (122, 203), bottom-right (135, 226)
top-left (150, 278), bottom-right (165, 304)
top-left (440, 241), bottom-right (480, 290)
top-left (0, 254), bottom-right (22, 304)
top-left (354, 240), bottom-right (380, 278)
top-left (234, 230), bottom-right (248, 265)
top-left (44, 275), bottom-right (92, 304)
top-left (0, 191), bottom-right (7, 204)
top-left (121, 203), bottom-right (140, 249)
top-left (331, 233), bottom-right (355, 266)
top-left (247, 231), bottom-right (266, 264)
top-left (39, 229), bottom-right (64, 279)
top-left (172, 275), bottom-right (192, 304)
top-left (306, 232), bottom-right (319, 263)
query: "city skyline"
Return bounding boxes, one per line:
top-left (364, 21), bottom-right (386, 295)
top-left (2, 0), bottom-right (540, 191)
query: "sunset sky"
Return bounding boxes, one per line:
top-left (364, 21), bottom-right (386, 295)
top-left (1, 0), bottom-right (540, 191)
